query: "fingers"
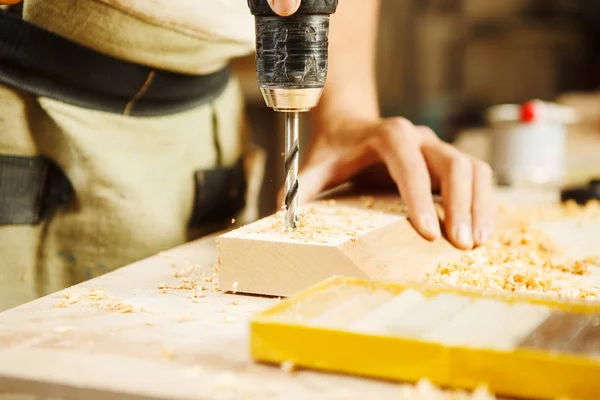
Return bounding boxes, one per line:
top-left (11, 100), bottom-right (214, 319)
top-left (441, 150), bottom-right (474, 249)
top-left (471, 160), bottom-right (496, 246)
top-left (422, 137), bottom-right (495, 249)
top-left (371, 119), bottom-right (441, 241)
top-left (268, 0), bottom-right (301, 16)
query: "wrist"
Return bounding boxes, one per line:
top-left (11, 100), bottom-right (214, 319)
top-left (310, 82), bottom-right (380, 134)
top-left (310, 102), bottom-right (379, 139)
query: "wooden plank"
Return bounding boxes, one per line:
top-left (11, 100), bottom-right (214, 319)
top-left (217, 197), bottom-right (463, 297)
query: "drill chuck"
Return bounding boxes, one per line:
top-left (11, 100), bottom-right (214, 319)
top-left (248, 0), bottom-right (339, 112)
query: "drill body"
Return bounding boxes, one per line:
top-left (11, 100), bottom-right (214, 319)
top-left (248, 0), bottom-right (339, 227)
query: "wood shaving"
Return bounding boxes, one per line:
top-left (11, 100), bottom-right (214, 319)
top-left (427, 206), bottom-right (600, 299)
top-left (253, 204), bottom-right (379, 243)
top-left (280, 361), bottom-right (296, 374)
top-left (54, 288), bottom-right (139, 313)
top-left (187, 292), bottom-right (206, 301)
top-left (177, 278), bottom-right (196, 290)
top-left (500, 199), bottom-right (600, 223)
top-left (355, 196), bottom-right (409, 215)
top-left (155, 262), bottom-right (219, 297)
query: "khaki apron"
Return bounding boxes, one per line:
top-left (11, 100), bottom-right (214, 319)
top-left (0, 0), bottom-right (262, 312)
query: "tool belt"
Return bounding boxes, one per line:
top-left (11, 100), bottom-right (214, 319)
top-left (0, 10), bottom-right (246, 226)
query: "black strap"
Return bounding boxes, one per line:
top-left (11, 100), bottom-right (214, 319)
top-left (0, 155), bottom-right (73, 225)
top-left (0, 11), bottom-right (232, 116)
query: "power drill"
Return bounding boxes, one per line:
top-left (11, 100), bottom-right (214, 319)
top-left (247, 0), bottom-right (339, 229)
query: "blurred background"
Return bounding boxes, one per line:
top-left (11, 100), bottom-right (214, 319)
top-left (233, 0), bottom-right (600, 216)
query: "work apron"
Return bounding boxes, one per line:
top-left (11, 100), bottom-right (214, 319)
top-left (0, 0), bottom-right (262, 312)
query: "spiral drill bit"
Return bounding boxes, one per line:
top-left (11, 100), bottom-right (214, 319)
top-left (248, 0), bottom-right (338, 229)
top-left (284, 112), bottom-right (300, 228)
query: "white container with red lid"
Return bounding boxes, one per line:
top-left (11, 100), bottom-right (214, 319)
top-left (486, 100), bottom-right (578, 187)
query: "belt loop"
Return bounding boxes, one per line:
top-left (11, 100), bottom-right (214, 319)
top-left (123, 70), bottom-right (156, 116)
top-left (210, 102), bottom-right (223, 167)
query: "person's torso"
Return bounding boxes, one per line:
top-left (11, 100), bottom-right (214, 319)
top-left (22, 0), bottom-right (256, 74)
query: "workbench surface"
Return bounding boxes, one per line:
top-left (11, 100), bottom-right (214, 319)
top-left (1, 187), bottom-right (599, 400)
top-left (0, 233), bottom-right (413, 400)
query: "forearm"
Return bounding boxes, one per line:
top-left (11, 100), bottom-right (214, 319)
top-left (311, 0), bottom-right (381, 132)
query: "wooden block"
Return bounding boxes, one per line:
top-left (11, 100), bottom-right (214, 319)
top-left (217, 196), bottom-right (463, 297)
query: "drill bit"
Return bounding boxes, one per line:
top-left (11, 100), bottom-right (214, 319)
top-left (284, 111), bottom-right (299, 229)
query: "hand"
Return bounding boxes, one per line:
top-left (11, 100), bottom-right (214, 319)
top-left (278, 117), bottom-right (496, 250)
top-left (268, 0), bottom-right (301, 16)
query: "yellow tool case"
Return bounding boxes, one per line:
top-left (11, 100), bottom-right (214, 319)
top-left (249, 276), bottom-right (600, 399)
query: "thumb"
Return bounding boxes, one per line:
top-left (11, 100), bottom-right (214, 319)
top-left (267, 0), bottom-right (301, 16)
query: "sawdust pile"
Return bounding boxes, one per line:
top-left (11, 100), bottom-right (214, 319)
top-left (54, 288), bottom-right (138, 313)
top-left (257, 201), bottom-right (381, 243)
top-left (427, 201), bottom-right (600, 299)
top-left (156, 256), bottom-right (220, 301)
top-left (501, 198), bottom-right (600, 222)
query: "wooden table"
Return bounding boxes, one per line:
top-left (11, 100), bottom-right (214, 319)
top-left (1, 187), bottom-right (599, 400)
top-left (0, 231), bottom-right (414, 400)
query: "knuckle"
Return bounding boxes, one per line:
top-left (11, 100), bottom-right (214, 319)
top-left (372, 118), bottom-right (414, 149)
top-left (416, 125), bottom-right (438, 140)
top-left (384, 117), bottom-right (414, 133)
